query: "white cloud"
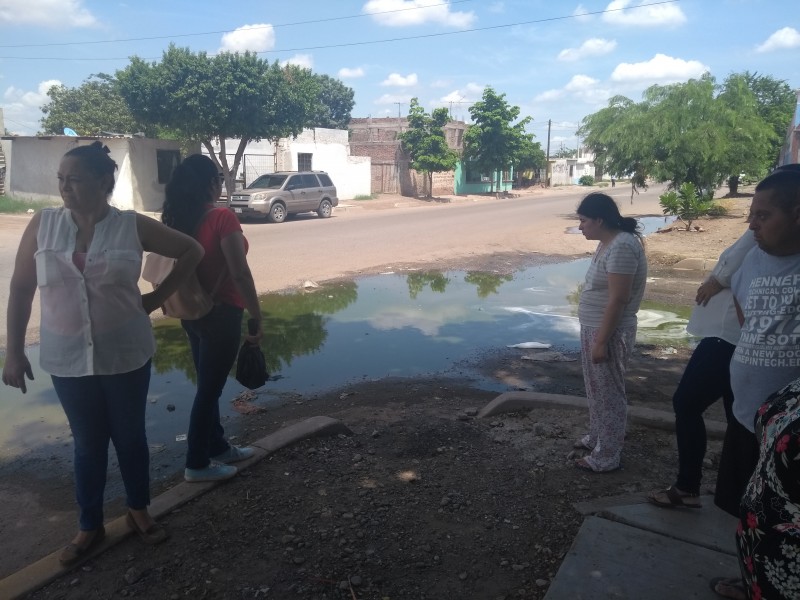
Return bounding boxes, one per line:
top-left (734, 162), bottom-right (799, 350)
top-left (573, 4), bottom-right (592, 22)
top-left (430, 79), bottom-right (451, 88)
top-left (534, 89), bottom-right (563, 102)
top-left (558, 38), bottom-right (617, 61)
top-left (375, 93), bottom-right (414, 105)
top-left (602, 0), bottom-right (686, 27)
top-left (381, 72), bottom-right (418, 86)
top-left (611, 53), bottom-right (708, 84)
top-left (2, 79), bottom-right (62, 134)
top-left (441, 90), bottom-right (467, 103)
top-left (219, 24), bottom-right (275, 53)
top-left (281, 54), bottom-right (313, 69)
top-left (756, 27), bottom-right (800, 53)
top-left (362, 0), bottom-right (476, 28)
top-left (0, 0), bottom-right (96, 27)
top-left (487, 1), bottom-right (505, 13)
top-left (463, 82), bottom-right (485, 96)
top-left (564, 74), bottom-right (599, 91)
top-left (440, 82), bottom-right (483, 104)
top-left (338, 67), bottom-right (365, 78)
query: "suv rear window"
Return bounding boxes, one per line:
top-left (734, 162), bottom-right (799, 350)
top-left (249, 174), bottom-right (287, 189)
top-left (300, 174), bottom-right (320, 188)
top-left (317, 173), bottom-right (333, 187)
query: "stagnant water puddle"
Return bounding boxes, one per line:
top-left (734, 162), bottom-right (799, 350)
top-left (0, 217), bottom-right (689, 480)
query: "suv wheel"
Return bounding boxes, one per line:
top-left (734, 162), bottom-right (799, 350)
top-left (268, 202), bottom-right (287, 223)
top-left (317, 199), bottom-right (333, 218)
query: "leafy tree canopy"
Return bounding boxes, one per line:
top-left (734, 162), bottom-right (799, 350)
top-left (578, 71), bottom-right (794, 197)
top-left (40, 73), bottom-right (152, 137)
top-left (463, 87), bottom-right (531, 191)
top-left (116, 45), bottom-right (320, 194)
top-left (398, 98), bottom-right (459, 197)
top-left (308, 74), bottom-right (355, 130)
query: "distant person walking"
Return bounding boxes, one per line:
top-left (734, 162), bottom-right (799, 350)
top-left (573, 193), bottom-right (647, 473)
top-left (161, 154), bottom-right (263, 483)
top-left (2, 141), bottom-right (203, 565)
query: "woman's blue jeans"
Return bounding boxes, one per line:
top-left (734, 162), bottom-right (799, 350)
top-left (52, 360), bottom-right (152, 531)
top-left (673, 337), bottom-right (735, 494)
top-left (181, 303), bottom-right (243, 470)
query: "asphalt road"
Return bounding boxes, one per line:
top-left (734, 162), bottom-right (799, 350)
top-left (0, 185), bottom-right (668, 350)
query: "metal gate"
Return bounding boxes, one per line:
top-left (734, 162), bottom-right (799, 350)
top-left (223, 153), bottom-right (275, 188)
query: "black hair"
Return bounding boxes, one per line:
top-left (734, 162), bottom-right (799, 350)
top-left (576, 192), bottom-right (641, 236)
top-left (63, 141), bottom-right (118, 195)
top-left (755, 165), bottom-right (800, 213)
top-left (162, 154), bottom-right (219, 235)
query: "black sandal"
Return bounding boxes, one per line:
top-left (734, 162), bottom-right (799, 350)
top-left (648, 485), bottom-right (702, 508)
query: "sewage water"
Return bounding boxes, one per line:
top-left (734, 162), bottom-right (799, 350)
top-left (0, 216), bottom-right (689, 476)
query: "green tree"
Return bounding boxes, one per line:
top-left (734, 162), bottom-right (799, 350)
top-left (40, 74), bottom-right (150, 136)
top-left (308, 74), bottom-right (355, 129)
top-left (463, 87), bottom-right (530, 192)
top-left (399, 98), bottom-right (459, 198)
top-left (512, 133), bottom-right (546, 188)
top-left (116, 45), bottom-right (319, 196)
top-left (659, 182), bottom-right (715, 231)
top-left (580, 72), bottom-right (794, 199)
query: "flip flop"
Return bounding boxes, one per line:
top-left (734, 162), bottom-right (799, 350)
top-left (574, 457), bottom-right (620, 473)
top-left (648, 486), bottom-right (702, 509)
top-left (709, 576), bottom-right (746, 599)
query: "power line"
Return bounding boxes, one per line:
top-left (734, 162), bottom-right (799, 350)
top-left (0, 1), bottom-right (680, 61)
top-left (0, 0), bottom-right (476, 49)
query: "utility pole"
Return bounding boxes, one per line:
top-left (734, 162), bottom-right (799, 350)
top-left (545, 119), bottom-right (551, 188)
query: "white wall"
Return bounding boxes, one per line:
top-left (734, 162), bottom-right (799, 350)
top-left (207, 128), bottom-right (372, 200)
top-left (1, 136), bottom-right (189, 211)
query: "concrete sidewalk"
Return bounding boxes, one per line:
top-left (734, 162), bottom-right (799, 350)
top-left (544, 495), bottom-right (740, 599)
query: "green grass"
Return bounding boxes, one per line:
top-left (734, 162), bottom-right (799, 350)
top-left (353, 194), bottom-right (379, 201)
top-left (0, 195), bottom-right (60, 214)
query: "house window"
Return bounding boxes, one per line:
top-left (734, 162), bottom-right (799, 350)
top-left (156, 150), bottom-right (180, 184)
top-left (298, 153), bottom-right (312, 171)
top-left (465, 163), bottom-right (489, 183)
top-left (502, 170), bottom-right (512, 182)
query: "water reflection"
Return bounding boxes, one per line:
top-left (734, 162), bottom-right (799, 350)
top-left (0, 258), bottom-right (691, 465)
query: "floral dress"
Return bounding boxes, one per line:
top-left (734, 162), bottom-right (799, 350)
top-left (737, 377), bottom-right (800, 600)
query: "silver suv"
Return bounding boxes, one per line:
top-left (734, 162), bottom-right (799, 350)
top-left (228, 171), bottom-right (338, 223)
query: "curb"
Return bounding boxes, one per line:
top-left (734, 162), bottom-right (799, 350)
top-left (476, 390), bottom-right (726, 439)
top-left (0, 416), bottom-right (352, 600)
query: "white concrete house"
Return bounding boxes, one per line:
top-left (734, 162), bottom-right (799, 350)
top-left (205, 127), bottom-right (371, 200)
top-left (0, 136), bottom-right (194, 212)
top-left (549, 149), bottom-right (598, 186)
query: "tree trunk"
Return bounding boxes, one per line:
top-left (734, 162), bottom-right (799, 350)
top-left (727, 175), bottom-right (740, 197)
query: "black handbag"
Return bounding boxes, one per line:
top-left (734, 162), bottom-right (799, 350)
top-left (235, 319), bottom-right (268, 389)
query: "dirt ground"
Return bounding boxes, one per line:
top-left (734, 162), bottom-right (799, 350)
top-left (21, 191), bottom-right (753, 600)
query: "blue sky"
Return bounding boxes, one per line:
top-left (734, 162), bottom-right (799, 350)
top-left (0, 0), bottom-right (798, 148)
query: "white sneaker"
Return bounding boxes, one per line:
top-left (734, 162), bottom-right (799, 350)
top-left (210, 445), bottom-right (255, 464)
top-left (184, 463), bottom-right (238, 482)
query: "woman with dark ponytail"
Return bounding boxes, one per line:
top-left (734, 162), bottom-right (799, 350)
top-left (162, 154), bottom-right (263, 483)
top-left (573, 192), bottom-right (647, 473)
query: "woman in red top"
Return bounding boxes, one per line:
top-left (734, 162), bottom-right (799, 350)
top-left (162, 155), bottom-right (263, 482)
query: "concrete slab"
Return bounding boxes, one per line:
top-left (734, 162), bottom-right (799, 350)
top-left (477, 392), bottom-right (726, 439)
top-left (596, 501), bottom-right (738, 555)
top-left (0, 416), bottom-right (352, 600)
top-left (543, 516), bottom-right (739, 600)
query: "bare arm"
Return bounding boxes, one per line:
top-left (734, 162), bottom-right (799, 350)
top-left (220, 231), bottom-right (262, 343)
top-left (592, 272), bottom-right (635, 364)
top-left (2, 212), bottom-right (41, 393)
top-left (136, 214), bottom-right (204, 314)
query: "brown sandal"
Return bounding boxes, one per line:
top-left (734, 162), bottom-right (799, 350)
top-left (126, 511), bottom-right (169, 545)
top-left (59, 526), bottom-right (106, 566)
top-left (647, 485), bottom-right (702, 509)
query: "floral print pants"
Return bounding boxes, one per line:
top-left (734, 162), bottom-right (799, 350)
top-left (579, 325), bottom-right (637, 472)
